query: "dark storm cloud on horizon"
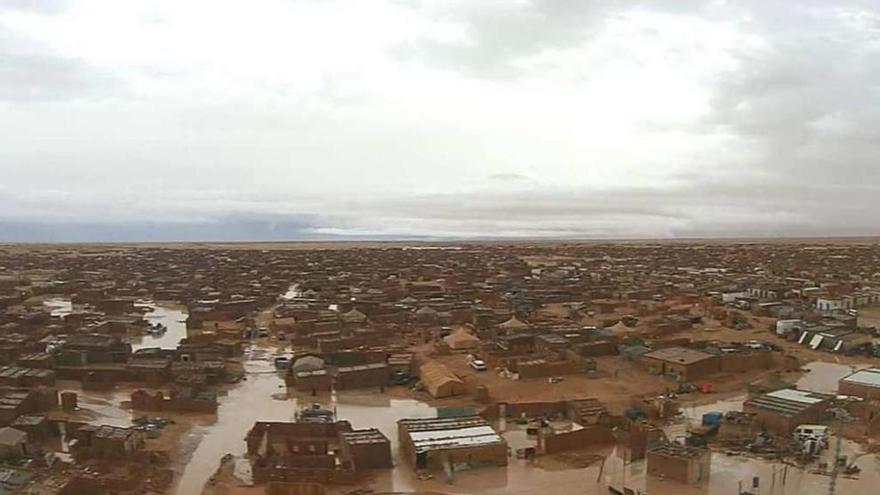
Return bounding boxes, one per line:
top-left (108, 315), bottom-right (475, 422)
top-left (1, 0), bottom-right (880, 241)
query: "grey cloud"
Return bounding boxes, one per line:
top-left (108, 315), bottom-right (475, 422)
top-left (396, 0), bottom-right (729, 79)
top-left (700, 1), bottom-right (880, 186)
top-left (335, 175), bottom-right (880, 238)
top-left (397, 1), bottom-right (612, 78)
top-left (0, 32), bottom-right (122, 102)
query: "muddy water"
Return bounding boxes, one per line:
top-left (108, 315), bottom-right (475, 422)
top-left (172, 350), bottom-right (880, 495)
top-left (643, 378), bottom-right (880, 495)
top-left (131, 302), bottom-right (189, 351)
top-left (666, 394), bottom-right (748, 442)
top-left (56, 381), bottom-right (135, 428)
top-left (41, 297), bottom-right (189, 351)
top-left (796, 361), bottom-right (870, 394)
top-left (171, 347), bottom-right (438, 495)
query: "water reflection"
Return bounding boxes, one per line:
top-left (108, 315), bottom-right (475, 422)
top-left (131, 302), bottom-right (189, 351)
top-left (280, 283), bottom-right (301, 301)
top-left (43, 297), bottom-right (72, 317)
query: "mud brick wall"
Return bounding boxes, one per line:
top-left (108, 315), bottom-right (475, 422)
top-left (517, 359), bottom-right (581, 379)
top-left (482, 401), bottom-right (569, 420)
top-left (424, 443), bottom-right (509, 469)
top-left (839, 381), bottom-right (880, 401)
top-left (293, 372), bottom-right (332, 392)
top-left (273, 454), bottom-right (336, 469)
top-left (719, 352), bottom-right (773, 373)
top-left (267, 482), bottom-right (327, 495)
top-left (542, 425), bottom-right (615, 454)
top-left (646, 451), bottom-right (691, 483)
top-left (253, 466), bottom-right (359, 485)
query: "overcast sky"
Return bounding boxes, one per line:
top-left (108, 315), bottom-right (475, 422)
top-left (2, 0), bottom-right (879, 241)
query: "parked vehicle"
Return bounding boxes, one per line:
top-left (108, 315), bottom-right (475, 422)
top-left (467, 354), bottom-right (488, 371)
top-left (793, 424), bottom-right (829, 451)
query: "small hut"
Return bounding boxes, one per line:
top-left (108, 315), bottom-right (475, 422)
top-left (498, 316), bottom-right (529, 332)
top-left (419, 361), bottom-right (466, 398)
top-left (444, 328), bottom-right (480, 350)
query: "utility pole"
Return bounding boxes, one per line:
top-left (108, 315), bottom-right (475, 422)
top-left (828, 407), bottom-right (853, 495)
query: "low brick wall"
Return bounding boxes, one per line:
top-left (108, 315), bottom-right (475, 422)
top-left (543, 425), bottom-right (615, 454)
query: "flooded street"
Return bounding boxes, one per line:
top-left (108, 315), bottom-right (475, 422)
top-left (642, 362), bottom-right (880, 495)
top-left (42, 296), bottom-right (189, 351)
top-left (174, 353), bottom-right (880, 495)
top-left (37, 292), bottom-right (880, 495)
top-left (796, 361), bottom-right (869, 394)
top-left (172, 347), bottom-right (438, 495)
top-left (131, 302), bottom-right (190, 351)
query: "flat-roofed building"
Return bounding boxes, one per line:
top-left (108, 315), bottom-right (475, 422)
top-left (743, 388), bottom-right (832, 434)
top-left (647, 443), bottom-right (711, 484)
top-left (398, 416), bottom-right (507, 471)
top-left (839, 368), bottom-right (880, 400)
top-left (640, 347), bottom-right (719, 381)
top-left (338, 428), bottom-right (392, 470)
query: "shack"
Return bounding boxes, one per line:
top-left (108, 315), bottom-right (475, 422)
top-left (640, 347), bottom-right (719, 381)
top-left (743, 388), bottom-right (832, 434)
top-left (646, 443), bottom-right (711, 484)
top-left (338, 428), bottom-right (392, 470)
top-left (839, 368), bottom-right (880, 400)
top-left (398, 416), bottom-right (507, 471)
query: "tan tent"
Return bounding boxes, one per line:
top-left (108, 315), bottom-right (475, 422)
top-left (498, 316), bottom-right (529, 331)
top-left (607, 321), bottom-right (634, 336)
top-left (341, 308), bottom-right (367, 324)
top-left (443, 328), bottom-right (480, 350)
top-left (419, 361), bottom-right (466, 398)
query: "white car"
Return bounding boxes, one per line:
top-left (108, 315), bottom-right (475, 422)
top-left (468, 357), bottom-right (488, 371)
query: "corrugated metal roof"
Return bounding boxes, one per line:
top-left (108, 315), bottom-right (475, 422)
top-left (841, 368), bottom-right (880, 388)
top-left (409, 425), bottom-right (502, 452)
top-left (766, 388), bottom-right (826, 404)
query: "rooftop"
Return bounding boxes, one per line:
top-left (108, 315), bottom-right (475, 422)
top-left (840, 368), bottom-right (880, 388)
top-left (745, 388), bottom-right (832, 417)
top-left (642, 347), bottom-right (715, 365)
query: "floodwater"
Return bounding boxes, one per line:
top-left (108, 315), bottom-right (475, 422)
top-left (131, 302), bottom-right (189, 351)
top-left (796, 361), bottom-right (870, 394)
top-left (56, 346), bottom-right (880, 495)
top-left (642, 362), bottom-right (880, 495)
top-left (280, 283), bottom-right (301, 301)
top-left (41, 297), bottom-right (189, 351)
top-left (166, 350), bottom-right (880, 495)
top-left (49, 298), bottom-right (879, 495)
top-left (171, 346), bottom-right (437, 495)
top-left (42, 297), bottom-right (73, 317)
top-left (56, 381), bottom-right (135, 428)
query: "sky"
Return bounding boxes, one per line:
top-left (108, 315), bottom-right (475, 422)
top-left (1, 0), bottom-right (880, 241)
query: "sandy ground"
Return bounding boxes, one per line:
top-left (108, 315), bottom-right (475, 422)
top-left (7, 237), bottom-right (880, 255)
